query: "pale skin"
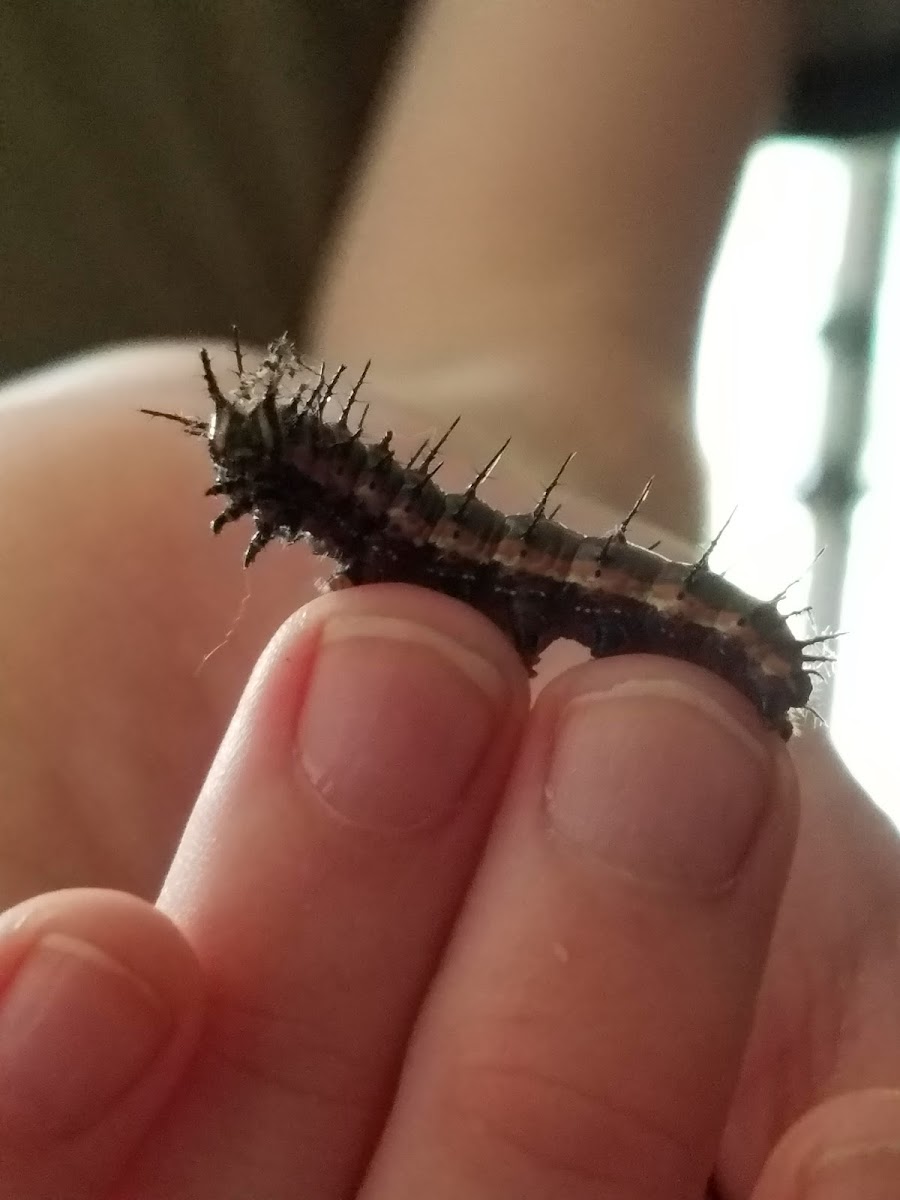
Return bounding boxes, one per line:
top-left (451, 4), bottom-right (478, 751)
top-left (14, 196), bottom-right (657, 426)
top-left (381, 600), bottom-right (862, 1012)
top-left (1, 3), bottom-right (900, 1198)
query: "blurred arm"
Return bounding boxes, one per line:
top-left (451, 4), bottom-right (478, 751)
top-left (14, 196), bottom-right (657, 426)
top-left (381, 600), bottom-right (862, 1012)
top-left (311, 0), bottom-right (793, 541)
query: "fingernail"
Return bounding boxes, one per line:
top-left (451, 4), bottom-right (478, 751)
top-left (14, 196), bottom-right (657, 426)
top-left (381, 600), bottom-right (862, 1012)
top-left (298, 615), bottom-right (505, 829)
top-left (545, 675), bottom-right (774, 893)
top-left (804, 1144), bottom-right (900, 1198)
top-left (0, 933), bottom-right (171, 1138)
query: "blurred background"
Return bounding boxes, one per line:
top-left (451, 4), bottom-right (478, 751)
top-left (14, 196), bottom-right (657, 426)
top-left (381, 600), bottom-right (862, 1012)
top-left (697, 137), bottom-right (896, 819)
top-left (2, 5), bottom-right (897, 816)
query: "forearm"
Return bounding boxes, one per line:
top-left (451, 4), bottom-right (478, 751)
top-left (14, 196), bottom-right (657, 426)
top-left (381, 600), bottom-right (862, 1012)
top-left (311, 0), bottom-right (794, 541)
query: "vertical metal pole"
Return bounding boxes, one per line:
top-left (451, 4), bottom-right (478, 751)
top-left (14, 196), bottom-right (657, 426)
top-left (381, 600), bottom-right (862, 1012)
top-left (802, 137), bottom-right (894, 718)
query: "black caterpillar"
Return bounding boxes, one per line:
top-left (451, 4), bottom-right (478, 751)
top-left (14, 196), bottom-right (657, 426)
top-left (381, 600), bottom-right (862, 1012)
top-left (143, 335), bottom-right (834, 738)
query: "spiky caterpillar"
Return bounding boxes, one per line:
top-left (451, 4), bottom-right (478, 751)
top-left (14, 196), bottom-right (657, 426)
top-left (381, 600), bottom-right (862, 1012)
top-left (143, 335), bottom-right (834, 738)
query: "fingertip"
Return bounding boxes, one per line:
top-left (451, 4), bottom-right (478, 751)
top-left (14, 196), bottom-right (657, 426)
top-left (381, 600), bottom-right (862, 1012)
top-left (539, 650), bottom-right (792, 753)
top-left (752, 1090), bottom-right (900, 1200)
top-left (0, 888), bottom-right (203, 1194)
top-left (0, 887), bottom-right (205, 1028)
top-left (535, 653), bottom-right (798, 898)
top-left (271, 581), bottom-right (532, 700)
top-left (206, 580), bottom-right (532, 796)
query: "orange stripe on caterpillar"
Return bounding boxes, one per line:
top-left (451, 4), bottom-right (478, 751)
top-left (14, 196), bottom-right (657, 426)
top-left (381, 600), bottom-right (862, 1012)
top-left (142, 334), bottom-right (833, 739)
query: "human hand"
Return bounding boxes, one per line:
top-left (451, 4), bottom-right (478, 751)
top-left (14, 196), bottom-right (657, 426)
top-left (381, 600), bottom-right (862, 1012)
top-left (0, 522), bottom-right (801, 1197)
top-left (3, 1), bottom-right (900, 1195)
top-left (1, 350), bottom-right (900, 1200)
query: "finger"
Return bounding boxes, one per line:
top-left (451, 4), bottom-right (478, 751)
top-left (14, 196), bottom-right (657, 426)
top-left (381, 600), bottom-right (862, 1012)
top-left (0, 342), bottom-right (311, 904)
top-left (3, 341), bottom-right (501, 904)
top-left (314, 1), bottom-right (791, 536)
top-left (120, 583), bottom-right (529, 1198)
top-left (0, 887), bottom-right (203, 1200)
top-left (717, 734), bottom-right (900, 1192)
top-left (752, 1089), bottom-right (900, 1200)
top-left (361, 656), bottom-right (798, 1200)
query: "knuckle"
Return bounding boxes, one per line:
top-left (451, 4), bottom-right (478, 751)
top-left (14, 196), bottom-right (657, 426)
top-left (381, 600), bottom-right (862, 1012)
top-left (207, 994), bottom-right (382, 1116)
top-left (435, 1023), bottom-right (698, 1197)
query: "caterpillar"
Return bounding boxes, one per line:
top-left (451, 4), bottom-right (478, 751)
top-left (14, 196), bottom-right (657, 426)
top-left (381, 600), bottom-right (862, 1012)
top-left (143, 334), bottom-right (833, 738)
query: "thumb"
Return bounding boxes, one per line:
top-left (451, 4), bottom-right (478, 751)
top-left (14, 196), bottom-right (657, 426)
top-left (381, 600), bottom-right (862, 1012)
top-left (753, 1089), bottom-right (900, 1200)
top-left (0, 888), bottom-right (203, 1199)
